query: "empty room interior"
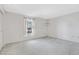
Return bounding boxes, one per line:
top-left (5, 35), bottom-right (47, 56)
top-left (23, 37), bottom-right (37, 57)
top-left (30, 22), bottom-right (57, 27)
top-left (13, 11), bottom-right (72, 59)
top-left (1, 4), bottom-right (79, 55)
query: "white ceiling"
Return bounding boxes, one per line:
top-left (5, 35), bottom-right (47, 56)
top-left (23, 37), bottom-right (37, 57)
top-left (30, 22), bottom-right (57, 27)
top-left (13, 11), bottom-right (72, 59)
top-left (2, 4), bottom-right (79, 19)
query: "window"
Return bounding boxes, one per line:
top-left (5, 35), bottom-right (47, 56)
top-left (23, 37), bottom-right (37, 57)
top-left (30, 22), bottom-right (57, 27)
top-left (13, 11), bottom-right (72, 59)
top-left (24, 17), bottom-right (34, 36)
top-left (27, 18), bottom-right (32, 33)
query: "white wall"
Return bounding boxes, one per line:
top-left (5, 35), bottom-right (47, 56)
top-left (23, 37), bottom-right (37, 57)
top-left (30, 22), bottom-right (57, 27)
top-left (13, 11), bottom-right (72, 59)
top-left (3, 11), bottom-right (79, 45)
top-left (49, 12), bottom-right (79, 43)
top-left (3, 12), bottom-right (47, 45)
top-left (0, 13), bottom-right (3, 50)
top-left (24, 18), bottom-right (48, 39)
top-left (3, 12), bottom-right (25, 44)
top-left (33, 18), bottom-right (47, 37)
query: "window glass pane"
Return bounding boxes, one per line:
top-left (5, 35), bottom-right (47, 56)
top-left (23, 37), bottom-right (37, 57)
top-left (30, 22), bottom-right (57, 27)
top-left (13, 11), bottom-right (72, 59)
top-left (27, 18), bottom-right (32, 33)
top-left (24, 17), bottom-right (34, 36)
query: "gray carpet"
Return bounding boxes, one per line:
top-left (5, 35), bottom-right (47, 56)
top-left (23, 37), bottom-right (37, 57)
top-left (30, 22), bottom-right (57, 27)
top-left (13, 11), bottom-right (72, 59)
top-left (0, 37), bottom-right (79, 55)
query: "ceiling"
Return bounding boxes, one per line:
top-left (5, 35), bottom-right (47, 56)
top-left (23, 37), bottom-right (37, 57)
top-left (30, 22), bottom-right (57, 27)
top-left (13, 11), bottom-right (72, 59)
top-left (1, 4), bottom-right (79, 19)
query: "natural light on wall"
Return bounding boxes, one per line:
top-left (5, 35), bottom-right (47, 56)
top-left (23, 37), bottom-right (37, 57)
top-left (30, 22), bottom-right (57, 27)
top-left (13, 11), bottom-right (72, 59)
top-left (24, 17), bottom-right (34, 37)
